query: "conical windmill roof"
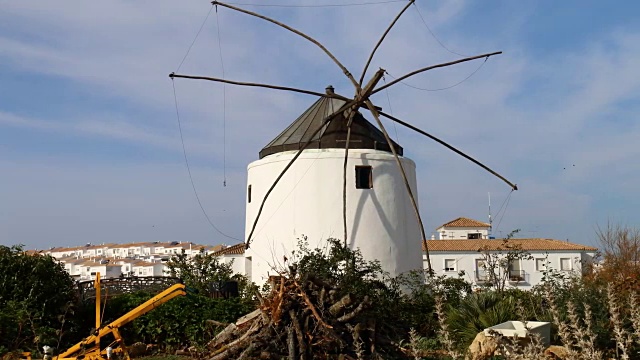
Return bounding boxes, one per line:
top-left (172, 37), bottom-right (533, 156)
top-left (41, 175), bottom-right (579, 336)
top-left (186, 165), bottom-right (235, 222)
top-left (259, 96), bottom-right (403, 159)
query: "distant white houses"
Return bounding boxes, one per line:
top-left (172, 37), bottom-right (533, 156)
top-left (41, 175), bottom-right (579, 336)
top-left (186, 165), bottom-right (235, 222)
top-left (40, 241), bottom-right (230, 281)
top-left (36, 216), bottom-right (599, 289)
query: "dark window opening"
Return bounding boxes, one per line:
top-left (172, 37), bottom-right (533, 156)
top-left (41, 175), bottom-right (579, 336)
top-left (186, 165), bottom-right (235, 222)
top-left (355, 166), bottom-right (372, 189)
top-left (248, 185), bottom-right (252, 203)
top-left (467, 233), bottom-right (482, 239)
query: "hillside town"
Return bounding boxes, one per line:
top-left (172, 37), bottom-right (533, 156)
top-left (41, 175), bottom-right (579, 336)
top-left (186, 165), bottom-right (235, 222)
top-left (38, 216), bottom-right (598, 290)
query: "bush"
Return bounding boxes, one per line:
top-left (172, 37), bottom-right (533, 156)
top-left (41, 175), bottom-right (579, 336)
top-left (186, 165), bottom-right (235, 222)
top-left (0, 245), bottom-right (77, 355)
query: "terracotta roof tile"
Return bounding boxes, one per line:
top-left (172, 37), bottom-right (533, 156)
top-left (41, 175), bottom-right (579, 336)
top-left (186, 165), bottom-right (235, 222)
top-left (211, 243), bottom-right (245, 256)
top-left (438, 217), bottom-right (491, 229)
top-left (423, 238), bottom-right (598, 252)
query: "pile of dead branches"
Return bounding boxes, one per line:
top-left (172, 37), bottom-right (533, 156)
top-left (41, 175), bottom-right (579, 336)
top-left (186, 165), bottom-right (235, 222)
top-left (206, 270), bottom-right (407, 360)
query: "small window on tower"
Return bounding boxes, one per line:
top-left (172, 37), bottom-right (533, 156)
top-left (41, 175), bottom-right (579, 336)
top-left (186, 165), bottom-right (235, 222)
top-left (355, 166), bottom-right (372, 189)
top-left (248, 185), bottom-right (252, 203)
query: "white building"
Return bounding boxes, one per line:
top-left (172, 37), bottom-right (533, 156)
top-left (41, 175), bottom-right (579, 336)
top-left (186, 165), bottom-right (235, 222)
top-left (426, 218), bottom-right (598, 289)
top-left (436, 217), bottom-right (491, 239)
top-left (211, 243), bottom-right (251, 276)
top-left (244, 90), bottom-right (423, 286)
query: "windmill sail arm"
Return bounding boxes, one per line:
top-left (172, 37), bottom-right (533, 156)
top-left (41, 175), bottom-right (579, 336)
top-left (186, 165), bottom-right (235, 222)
top-left (169, 73), bottom-right (343, 99)
top-left (211, 1), bottom-right (360, 89)
top-left (359, 0), bottom-right (415, 86)
top-left (371, 51), bottom-right (502, 95)
top-left (378, 110), bottom-right (518, 191)
top-left (364, 99), bottom-right (432, 273)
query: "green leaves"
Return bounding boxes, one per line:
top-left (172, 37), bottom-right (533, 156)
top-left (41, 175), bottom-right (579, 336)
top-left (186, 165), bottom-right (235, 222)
top-left (0, 246), bottom-right (77, 355)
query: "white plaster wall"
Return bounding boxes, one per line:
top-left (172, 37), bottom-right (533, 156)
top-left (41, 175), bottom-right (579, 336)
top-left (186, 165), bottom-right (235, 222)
top-left (428, 250), bottom-right (595, 289)
top-left (245, 149), bottom-right (423, 287)
top-left (219, 254), bottom-right (247, 276)
top-left (436, 227), bottom-right (489, 239)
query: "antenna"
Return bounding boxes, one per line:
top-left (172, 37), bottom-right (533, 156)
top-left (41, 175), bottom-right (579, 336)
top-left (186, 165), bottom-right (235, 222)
top-left (488, 192), bottom-right (493, 235)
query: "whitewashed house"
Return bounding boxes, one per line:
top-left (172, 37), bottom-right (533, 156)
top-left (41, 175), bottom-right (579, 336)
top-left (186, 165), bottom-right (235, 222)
top-left (131, 261), bottom-right (165, 277)
top-left (425, 217), bottom-right (598, 289)
top-left (79, 261), bottom-right (122, 280)
top-left (436, 217), bottom-right (491, 239)
top-left (211, 243), bottom-right (251, 277)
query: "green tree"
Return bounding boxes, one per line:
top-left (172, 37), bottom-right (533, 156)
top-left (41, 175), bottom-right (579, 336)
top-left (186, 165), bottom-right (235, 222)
top-left (0, 245), bottom-right (77, 355)
top-left (165, 249), bottom-right (248, 297)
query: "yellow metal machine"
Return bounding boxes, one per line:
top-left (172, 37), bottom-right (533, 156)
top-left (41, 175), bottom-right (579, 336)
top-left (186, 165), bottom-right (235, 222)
top-left (55, 273), bottom-right (187, 360)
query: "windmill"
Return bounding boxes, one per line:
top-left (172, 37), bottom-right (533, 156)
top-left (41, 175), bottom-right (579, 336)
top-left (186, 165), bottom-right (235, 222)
top-left (169, 0), bottom-right (517, 283)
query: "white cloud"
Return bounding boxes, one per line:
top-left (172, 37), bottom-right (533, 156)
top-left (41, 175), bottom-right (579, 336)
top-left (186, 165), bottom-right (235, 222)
top-left (2, 1), bottom-right (640, 248)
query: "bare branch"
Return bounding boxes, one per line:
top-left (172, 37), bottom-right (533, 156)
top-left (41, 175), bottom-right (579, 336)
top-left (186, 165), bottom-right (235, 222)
top-left (371, 51), bottom-right (502, 95)
top-left (170, 73), bottom-right (337, 98)
top-left (245, 101), bottom-right (356, 248)
top-left (359, 0), bottom-right (414, 85)
top-left (212, 1), bottom-right (360, 89)
top-left (364, 99), bottom-right (432, 274)
top-left (379, 110), bottom-right (518, 191)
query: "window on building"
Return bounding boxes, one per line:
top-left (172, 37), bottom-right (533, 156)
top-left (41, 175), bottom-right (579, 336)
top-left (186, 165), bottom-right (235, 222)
top-left (475, 259), bottom-right (488, 281)
top-left (247, 185), bottom-right (252, 203)
top-left (355, 166), bottom-right (372, 189)
top-left (467, 233), bottom-right (482, 239)
top-left (90, 272), bottom-right (96, 276)
top-left (444, 259), bottom-right (456, 272)
top-left (535, 258), bottom-right (547, 272)
top-left (560, 258), bottom-right (572, 271)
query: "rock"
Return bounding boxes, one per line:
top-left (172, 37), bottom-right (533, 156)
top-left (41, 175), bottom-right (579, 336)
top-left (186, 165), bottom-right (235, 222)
top-left (467, 332), bottom-right (499, 360)
top-left (127, 342), bottom-right (147, 358)
top-left (544, 345), bottom-right (570, 359)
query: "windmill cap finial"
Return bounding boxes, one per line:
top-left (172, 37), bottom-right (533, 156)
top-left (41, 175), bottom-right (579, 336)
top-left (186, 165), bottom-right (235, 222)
top-left (325, 85), bottom-right (335, 95)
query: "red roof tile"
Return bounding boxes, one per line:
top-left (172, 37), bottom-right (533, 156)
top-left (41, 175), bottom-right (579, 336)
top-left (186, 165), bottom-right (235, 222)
top-left (423, 238), bottom-right (598, 252)
top-left (438, 217), bottom-right (491, 229)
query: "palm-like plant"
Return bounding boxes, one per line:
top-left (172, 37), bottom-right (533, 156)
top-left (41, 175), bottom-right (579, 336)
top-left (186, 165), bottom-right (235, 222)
top-left (446, 291), bottom-right (519, 347)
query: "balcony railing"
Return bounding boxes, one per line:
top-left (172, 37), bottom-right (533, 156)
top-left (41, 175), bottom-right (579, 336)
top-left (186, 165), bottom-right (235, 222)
top-left (473, 270), bottom-right (528, 285)
top-left (508, 270), bottom-right (527, 283)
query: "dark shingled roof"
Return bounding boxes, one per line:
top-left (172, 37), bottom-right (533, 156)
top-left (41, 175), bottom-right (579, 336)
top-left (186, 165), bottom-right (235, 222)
top-left (259, 96), bottom-right (402, 159)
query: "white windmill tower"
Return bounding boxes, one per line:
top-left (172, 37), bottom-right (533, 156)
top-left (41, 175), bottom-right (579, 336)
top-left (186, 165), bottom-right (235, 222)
top-left (244, 86), bottom-right (422, 284)
top-left (170, 0), bottom-right (517, 286)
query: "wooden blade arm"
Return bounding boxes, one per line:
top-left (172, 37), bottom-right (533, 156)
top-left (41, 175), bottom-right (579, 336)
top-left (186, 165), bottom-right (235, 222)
top-left (364, 100), bottom-right (432, 274)
top-left (378, 110), bottom-right (518, 191)
top-left (211, 1), bottom-right (360, 90)
top-left (359, 0), bottom-right (415, 85)
top-left (371, 51), bottom-right (502, 95)
top-left (169, 73), bottom-right (349, 99)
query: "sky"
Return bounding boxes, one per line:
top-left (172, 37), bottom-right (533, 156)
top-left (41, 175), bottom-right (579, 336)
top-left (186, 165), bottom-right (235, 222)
top-left (1, 0), bottom-right (639, 250)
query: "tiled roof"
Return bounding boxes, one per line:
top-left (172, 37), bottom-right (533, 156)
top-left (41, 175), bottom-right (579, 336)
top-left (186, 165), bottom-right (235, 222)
top-left (423, 238), bottom-right (598, 252)
top-left (438, 217), bottom-right (491, 229)
top-left (211, 243), bottom-right (246, 256)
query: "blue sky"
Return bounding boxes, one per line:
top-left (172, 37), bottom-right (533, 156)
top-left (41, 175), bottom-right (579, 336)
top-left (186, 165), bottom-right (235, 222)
top-left (1, 0), bottom-right (639, 250)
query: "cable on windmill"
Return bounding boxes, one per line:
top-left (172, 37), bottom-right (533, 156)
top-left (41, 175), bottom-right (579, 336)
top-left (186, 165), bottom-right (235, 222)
top-left (378, 110), bottom-right (518, 191)
top-left (381, 75), bottom-right (400, 143)
top-left (171, 80), bottom-right (240, 241)
top-left (371, 51), bottom-right (501, 95)
top-left (359, 0), bottom-right (415, 86)
top-left (385, 56), bottom-right (488, 92)
top-left (176, 4), bottom-right (214, 73)
top-left (412, 2), bottom-right (468, 57)
top-left (212, 1), bottom-right (361, 89)
top-left (494, 189), bottom-right (514, 235)
top-left (225, 0), bottom-right (405, 8)
top-left (215, 7), bottom-right (228, 187)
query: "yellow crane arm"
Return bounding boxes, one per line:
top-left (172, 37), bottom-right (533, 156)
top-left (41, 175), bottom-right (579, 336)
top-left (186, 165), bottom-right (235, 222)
top-left (56, 283), bottom-right (187, 359)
